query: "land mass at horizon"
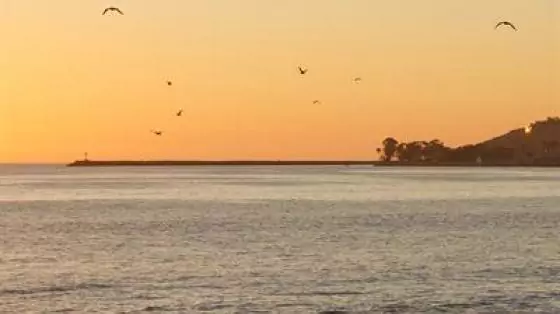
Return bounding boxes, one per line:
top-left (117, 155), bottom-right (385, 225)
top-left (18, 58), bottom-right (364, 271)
top-left (67, 117), bottom-right (560, 167)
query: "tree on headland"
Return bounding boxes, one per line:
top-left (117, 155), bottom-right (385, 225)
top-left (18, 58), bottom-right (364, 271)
top-left (378, 139), bottom-right (450, 163)
top-left (377, 117), bottom-right (560, 165)
top-left (376, 147), bottom-right (383, 159)
top-left (423, 139), bottom-right (448, 162)
top-left (378, 138), bottom-right (500, 163)
top-left (397, 141), bottom-right (424, 162)
top-left (381, 137), bottom-right (399, 161)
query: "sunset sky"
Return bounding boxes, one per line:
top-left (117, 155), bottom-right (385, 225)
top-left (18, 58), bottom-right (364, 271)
top-left (1, 1), bottom-right (559, 162)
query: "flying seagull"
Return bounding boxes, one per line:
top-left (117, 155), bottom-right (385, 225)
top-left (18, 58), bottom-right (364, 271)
top-left (298, 66), bottom-right (308, 75)
top-left (176, 109), bottom-right (183, 117)
top-left (495, 21), bottom-right (517, 31)
top-left (353, 77), bottom-right (362, 83)
top-left (102, 7), bottom-right (123, 15)
top-left (151, 130), bottom-right (163, 136)
top-left (312, 100), bottom-right (321, 105)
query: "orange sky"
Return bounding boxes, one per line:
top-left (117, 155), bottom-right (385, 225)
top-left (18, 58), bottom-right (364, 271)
top-left (1, 1), bottom-right (559, 162)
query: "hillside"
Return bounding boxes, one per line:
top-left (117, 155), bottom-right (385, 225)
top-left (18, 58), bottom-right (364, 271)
top-left (377, 117), bottom-right (560, 166)
top-left (478, 117), bottom-right (560, 164)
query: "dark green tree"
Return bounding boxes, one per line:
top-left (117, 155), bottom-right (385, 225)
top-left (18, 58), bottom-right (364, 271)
top-left (381, 137), bottom-right (399, 161)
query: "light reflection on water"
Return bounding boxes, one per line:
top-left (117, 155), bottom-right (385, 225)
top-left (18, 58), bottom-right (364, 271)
top-left (0, 165), bottom-right (559, 312)
top-left (2, 165), bottom-right (560, 202)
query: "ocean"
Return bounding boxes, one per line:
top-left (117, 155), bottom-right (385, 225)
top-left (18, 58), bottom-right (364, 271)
top-left (0, 165), bottom-right (559, 313)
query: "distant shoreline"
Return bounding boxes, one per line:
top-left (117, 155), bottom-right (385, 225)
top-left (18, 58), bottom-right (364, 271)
top-left (66, 160), bottom-right (560, 167)
top-left (67, 160), bottom-right (377, 167)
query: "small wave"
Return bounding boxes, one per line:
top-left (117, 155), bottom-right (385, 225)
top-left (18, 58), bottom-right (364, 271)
top-left (426, 292), bottom-right (560, 313)
top-left (0, 283), bottom-right (113, 296)
top-left (193, 303), bottom-right (234, 311)
top-left (375, 303), bottom-right (416, 313)
top-left (74, 283), bottom-right (113, 290)
top-left (2, 287), bottom-right (69, 295)
top-left (164, 274), bottom-right (221, 282)
top-left (431, 303), bottom-right (476, 310)
top-left (474, 265), bottom-right (560, 279)
top-left (52, 308), bottom-right (75, 313)
top-left (188, 284), bottom-right (225, 289)
top-left (132, 294), bottom-right (164, 301)
top-left (142, 306), bottom-right (175, 312)
top-left (274, 303), bottom-right (314, 309)
top-left (277, 291), bottom-right (365, 297)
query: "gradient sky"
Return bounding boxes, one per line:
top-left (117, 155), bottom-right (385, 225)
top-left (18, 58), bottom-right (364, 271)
top-left (1, 1), bottom-right (559, 162)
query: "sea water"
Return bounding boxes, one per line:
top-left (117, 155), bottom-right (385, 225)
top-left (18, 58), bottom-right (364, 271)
top-left (0, 165), bottom-right (559, 313)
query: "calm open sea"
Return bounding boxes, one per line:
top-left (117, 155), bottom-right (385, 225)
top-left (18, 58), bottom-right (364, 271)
top-left (0, 165), bottom-right (559, 313)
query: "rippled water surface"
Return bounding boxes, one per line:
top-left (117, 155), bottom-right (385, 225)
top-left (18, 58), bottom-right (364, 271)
top-left (1, 165), bottom-right (559, 313)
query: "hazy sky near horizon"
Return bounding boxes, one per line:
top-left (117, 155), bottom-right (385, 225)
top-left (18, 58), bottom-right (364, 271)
top-left (1, 1), bottom-right (559, 162)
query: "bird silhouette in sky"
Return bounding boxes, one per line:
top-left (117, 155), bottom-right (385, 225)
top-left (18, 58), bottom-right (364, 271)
top-left (312, 100), bottom-right (321, 105)
top-left (353, 77), bottom-right (362, 83)
top-left (298, 66), bottom-right (308, 75)
top-left (176, 109), bottom-right (183, 117)
top-left (151, 130), bottom-right (163, 136)
top-left (102, 7), bottom-right (123, 15)
top-left (167, 80), bottom-right (173, 86)
top-left (495, 21), bottom-right (517, 31)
